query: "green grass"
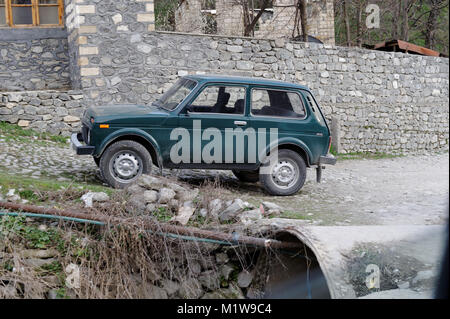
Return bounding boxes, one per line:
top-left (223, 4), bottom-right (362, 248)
top-left (329, 143), bottom-right (404, 161)
top-left (39, 260), bottom-right (63, 274)
top-left (0, 215), bottom-right (64, 249)
top-left (0, 171), bottom-right (113, 205)
top-left (337, 152), bottom-right (404, 161)
top-left (0, 171), bottom-right (111, 194)
top-left (152, 206), bottom-right (173, 222)
top-left (277, 210), bottom-right (311, 220)
top-left (0, 121), bottom-right (68, 146)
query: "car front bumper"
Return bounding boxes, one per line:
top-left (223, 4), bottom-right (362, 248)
top-left (318, 154), bottom-right (337, 165)
top-left (71, 132), bottom-right (95, 155)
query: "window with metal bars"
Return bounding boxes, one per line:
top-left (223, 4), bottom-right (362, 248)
top-left (0, 0), bottom-right (64, 27)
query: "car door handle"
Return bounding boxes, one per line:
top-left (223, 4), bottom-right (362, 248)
top-left (234, 120), bottom-right (247, 126)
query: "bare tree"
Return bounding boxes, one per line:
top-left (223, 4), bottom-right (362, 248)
top-left (343, 0), bottom-right (352, 45)
top-left (293, 0), bottom-right (308, 41)
top-left (355, 0), bottom-right (364, 47)
top-left (244, 0), bottom-right (273, 36)
top-left (424, 0), bottom-right (447, 49)
top-left (231, 0), bottom-right (273, 36)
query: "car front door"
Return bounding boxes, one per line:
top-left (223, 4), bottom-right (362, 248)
top-left (171, 83), bottom-right (254, 168)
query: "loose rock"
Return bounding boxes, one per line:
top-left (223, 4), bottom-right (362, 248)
top-left (127, 194), bottom-right (147, 214)
top-left (215, 252), bottom-right (229, 264)
top-left (198, 270), bottom-right (220, 290)
top-left (219, 199), bottom-right (251, 222)
top-left (237, 270), bottom-right (253, 288)
top-left (178, 278), bottom-right (204, 299)
top-left (162, 279), bottom-right (180, 297)
top-left (81, 191), bottom-right (109, 208)
top-left (143, 190), bottom-right (158, 203)
top-left (171, 202), bottom-right (195, 225)
top-left (262, 201), bottom-right (282, 215)
top-left (158, 188), bottom-right (176, 204)
top-left (238, 209), bottom-right (263, 224)
top-left (21, 249), bottom-right (59, 259)
top-left (137, 175), bottom-right (164, 190)
top-left (220, 264), bottom-right (235, 281)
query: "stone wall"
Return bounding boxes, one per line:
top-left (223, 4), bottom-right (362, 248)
top-left (64, 0), bottom-right (155, 90)
top-left (74, 23), bottom-right (448, 153)
top-left (0, 29), bottom-right (70, 91)
top-left (0, 0), bottom-right (448, 154)
top-left (0, 90), bottom-right (84, 136)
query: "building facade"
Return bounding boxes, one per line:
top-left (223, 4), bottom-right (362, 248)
top-left (175, 0), bottom-right (335, 44)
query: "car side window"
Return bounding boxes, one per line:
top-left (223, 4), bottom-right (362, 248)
top-left (251, 88), bottom-right (306, 118)
top-left (188, 85), bottom-right (246, 114)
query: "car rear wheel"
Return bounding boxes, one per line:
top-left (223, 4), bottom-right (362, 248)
top-left (259, 149), bottom-right (306, 196)
top-left (232, 169), bottom-right (260, 183)
top-left (99, 140), bottom-right (152, 189)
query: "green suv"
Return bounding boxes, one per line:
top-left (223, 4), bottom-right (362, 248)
top-left (71, 75), bottom-right (336, 195)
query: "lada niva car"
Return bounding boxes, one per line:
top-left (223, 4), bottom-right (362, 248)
top-left (71, 75), bottom-right (336, 195)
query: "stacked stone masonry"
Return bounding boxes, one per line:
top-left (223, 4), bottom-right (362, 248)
top-left (0, 90), bottom-right (85, 136)
top-left (0, 37), bottom-right (70, 91)
top-left (71, 22), bottom-right (448, 153)
top-left (0, 0), bottom-right (448, 154)
top-left (64, 0), bottom-right (155, 89)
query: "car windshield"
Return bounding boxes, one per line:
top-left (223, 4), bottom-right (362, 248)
top-left (152, 78), bottom-right (197, 111)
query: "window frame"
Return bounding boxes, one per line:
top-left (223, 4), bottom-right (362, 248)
top-left (0, 0), bottom-right (64, 28)
top-left (183, 83), bottom-right (248, 116)
top-left (249, 87), bottom-right (308, 120)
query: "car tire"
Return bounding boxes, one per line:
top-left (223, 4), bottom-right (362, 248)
top-left (99, 140), bottom-right (152, 189)
top-left (259, 149), bottom-right (306, 196)
top-left (232, 169), bottom-right (260, 183)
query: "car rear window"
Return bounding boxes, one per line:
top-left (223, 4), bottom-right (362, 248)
top-left (251, 88), bottom-right (306, 119)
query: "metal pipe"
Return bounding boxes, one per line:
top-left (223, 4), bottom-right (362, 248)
top-left (0, 201), bottom-right (302, 249)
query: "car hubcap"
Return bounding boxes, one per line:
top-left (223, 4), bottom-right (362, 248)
top-left (271, 160), bottom-right (298, 189)
top-left (111, 152), bottom-right (141, 181)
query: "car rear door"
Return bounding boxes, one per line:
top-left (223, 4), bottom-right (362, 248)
top-left (248, 86), bottom-right (327, 165)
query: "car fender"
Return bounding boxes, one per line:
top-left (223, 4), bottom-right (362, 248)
top-left (97, 128), bottom-right (163, 168)
top-left (260, 137), bottom-right (313, 167)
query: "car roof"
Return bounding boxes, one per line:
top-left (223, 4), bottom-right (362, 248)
top-left (184, 74), bottom-right (310, 91)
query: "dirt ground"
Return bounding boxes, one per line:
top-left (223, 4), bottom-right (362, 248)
top-left (175, 152), bottom-right (449, 226)
top-left (1, 129), bottom-right (448, 226)
top-left (1, 130), bottom-right (448, 299)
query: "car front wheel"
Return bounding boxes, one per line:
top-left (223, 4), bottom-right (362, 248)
top-left (99, 140), bottom-right (152, 188)
top-left (259, 149), bottom-right (306, 196)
